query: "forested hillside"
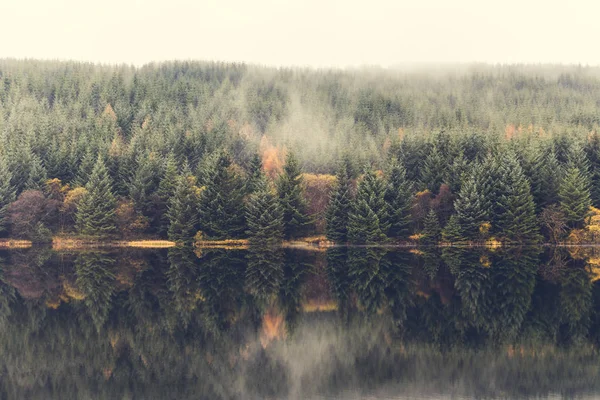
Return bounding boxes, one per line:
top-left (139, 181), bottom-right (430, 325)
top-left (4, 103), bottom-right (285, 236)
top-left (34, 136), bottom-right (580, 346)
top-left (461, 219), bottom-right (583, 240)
top-left (2, 59), bottom-right (600, 244)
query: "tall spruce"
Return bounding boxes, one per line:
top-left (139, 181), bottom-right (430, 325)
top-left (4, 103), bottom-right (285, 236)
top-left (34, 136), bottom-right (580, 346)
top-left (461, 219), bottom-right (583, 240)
top-left (495, 152), bottom-right (540, 242)
top-left (325, 163), bottom-right (353, 242)
top-left (244, 153), bottom-right (264, 196)
top-left (384, 160), bottom-right (413, 239)
top-left (198, 152), bottom-right (246, 239)
top-left (167, 171), bottom-right (200, 244)
top-left (421, 145), bottom-right (446, 193)
top-left (454, 172), bottom-right (488, 240)
top-left (25, 154), bottom-right (48, 191)
top-left (156, 153), bottom-right (179, 235)
top-left (0, 157), bottom-right (15, 234)
top-left (277, 151), bottom-right (313, 239)
top-left (442, 214), bottom-right (463, 243)
top-left (422, 209), bottom-right (441, 245)
top-left (245, 176), bottom-right (284, 247)
top-left (76, 156), bottom-right (117, 237)
top-left (559, 164), bottom-right (592, 228)
top-left (347, 171), bottom-right (389, 244)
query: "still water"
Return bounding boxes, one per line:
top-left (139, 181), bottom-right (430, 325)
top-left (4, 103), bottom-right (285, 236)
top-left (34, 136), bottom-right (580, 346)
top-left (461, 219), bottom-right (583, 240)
top-left (1, 246), bottom-right (600, 399)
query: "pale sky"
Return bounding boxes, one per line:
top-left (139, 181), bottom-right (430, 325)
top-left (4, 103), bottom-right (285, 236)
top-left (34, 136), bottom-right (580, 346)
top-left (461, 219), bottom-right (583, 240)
top-left (2, 0), bottom-right (600, 67)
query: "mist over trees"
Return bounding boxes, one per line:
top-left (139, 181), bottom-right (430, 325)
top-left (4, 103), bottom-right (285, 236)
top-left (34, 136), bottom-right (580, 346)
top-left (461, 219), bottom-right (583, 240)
top-left (2, 59), bottom-right (600, 243)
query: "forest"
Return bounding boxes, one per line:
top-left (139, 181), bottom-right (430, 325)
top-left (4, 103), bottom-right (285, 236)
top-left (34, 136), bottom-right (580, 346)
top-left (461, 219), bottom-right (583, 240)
top-left (1, 59), bottom-right (600, 244)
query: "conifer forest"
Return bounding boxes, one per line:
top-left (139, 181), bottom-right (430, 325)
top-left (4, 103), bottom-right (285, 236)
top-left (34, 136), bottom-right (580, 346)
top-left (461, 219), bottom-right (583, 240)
top-left (2, 59), bottom-right (600, 245)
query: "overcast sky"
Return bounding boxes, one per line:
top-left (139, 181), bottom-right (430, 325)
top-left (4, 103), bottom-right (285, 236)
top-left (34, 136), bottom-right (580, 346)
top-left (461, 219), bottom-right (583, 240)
top-left (2, 0), bottom-right (599, 68)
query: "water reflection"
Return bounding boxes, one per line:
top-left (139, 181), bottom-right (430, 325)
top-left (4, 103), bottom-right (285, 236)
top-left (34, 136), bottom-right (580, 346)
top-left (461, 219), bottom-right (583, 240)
top-left (0, 246), bottom-right (600, 398)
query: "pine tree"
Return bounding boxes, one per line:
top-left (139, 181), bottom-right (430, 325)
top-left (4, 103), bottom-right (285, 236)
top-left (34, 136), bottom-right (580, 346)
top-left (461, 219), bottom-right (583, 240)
top-left (442, 214), bottom-right (463, 243)
top-left (276, 151), bottom-right (313, 239)
top-left (0, 157), bottom-right (15, 234)
top-left (156, 153), bottom-right (179, 235)
top-left (128, 153), bottom-right (161, 226)
top-left (25, 154), bottom-right (47, 191)
top-left (167, 173), bottom-right (199, 244)
top-left (585, 132), bottom-right (600, 207)
top-left (384, 160), bottom-right (413, 239)
top-left (75, 148), bottom-right (96, 187)
top-left (495, 152), bottom-right (540, 242)
top-left (198, 152), bottom-right (246, 239)
top-left (76, 156), bottom-right (117, 237)
top-left (421, 145), bottom-right (446, 193)
top-left (347, 171), bottom-right (389, 244)
top-left (325, 163), bottom-right (352, 242)
top-left (454, 173), bottom-right (488, 240)
top-left (559, 165), bottom-right (592, 228)
top-left (244, 153), bottom-right (264, 196)
top-left (422, 209), bottom-right (441, 245)
top-left (245, 177), bottom-right (284, 247)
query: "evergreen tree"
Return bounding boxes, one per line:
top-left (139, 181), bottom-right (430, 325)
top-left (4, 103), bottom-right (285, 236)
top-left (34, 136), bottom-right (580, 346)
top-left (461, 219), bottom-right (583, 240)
top-left (585, 132), bottom-right (600, 207)
top-left (421, 145), bottom-right (446, 193)
top-left (245, 177), bottom-right (284, 247)
top-left (198, 152), bottom-right (246, 239)
top-left (442, 214), bottom-right (463, 243)
top-left (156, 153), bottom-right (179, 235)
top-left (25, 154), bottom-right (47, 191)
top-left (128, 153), bottom-right (161, 227)
top-left (494, 152), bottom-right (540, 242)
top-left (559, 165), bottom-right (592, 228)
top-left (385, 160), bottom-right (413, 239)
top-left (325, 163), bottom-right (352, 242)
top-left (76, 156), bottom-right (117, 237)
top-left (0, 157), bottom-right (15, 234)
top-left (276, 151), bottom-right (313, 239)
top-left (422, 209), bottom-right (441, 245)
top-left (167, 172), bottom-right (199, 244)
top-left (347, 171), bottom-right (389, 244)
top-left (244, 153), bottom-right (264, 196)
top-left (75, 148), bottom-right (96, 187)
top-left (454, 173), bottom-right (488, 240)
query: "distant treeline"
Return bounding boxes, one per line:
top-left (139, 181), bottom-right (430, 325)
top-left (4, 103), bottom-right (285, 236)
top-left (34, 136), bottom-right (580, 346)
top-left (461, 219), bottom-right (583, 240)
top-left (1, 60), bottom-right (600, 243)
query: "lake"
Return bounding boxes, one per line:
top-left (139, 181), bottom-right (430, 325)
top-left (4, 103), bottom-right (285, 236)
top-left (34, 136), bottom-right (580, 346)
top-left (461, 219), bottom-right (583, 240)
top-left (1, 246), bottom-right (600, 399)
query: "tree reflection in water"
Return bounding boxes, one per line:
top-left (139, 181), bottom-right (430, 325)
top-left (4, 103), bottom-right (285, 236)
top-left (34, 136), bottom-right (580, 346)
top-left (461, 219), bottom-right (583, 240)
top-left (0, 246), bottom-right (598, 399)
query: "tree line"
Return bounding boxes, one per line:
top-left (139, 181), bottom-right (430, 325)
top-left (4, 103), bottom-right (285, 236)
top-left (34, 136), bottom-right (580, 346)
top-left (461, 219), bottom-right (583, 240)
top-left (1, 60), bottom-right (600, 243)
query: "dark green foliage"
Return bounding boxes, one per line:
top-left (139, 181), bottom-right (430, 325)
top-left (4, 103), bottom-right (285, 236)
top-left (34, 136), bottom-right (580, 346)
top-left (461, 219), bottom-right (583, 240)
top-left (167, 174), bottom-right (199, 244)
top-left (422, 209), bottom-right (441, 245)
top-left (245, 178), bottom-right (284, 247)
top-left (421, 145), bottom-right (446, 193)
top-left (495, 152), bottom-right (540, 242)
top-left (0, 158), bottom-right (15, 234)
top-left (559, 165), bottom-right (592, 228)
top-left (347, 171), bottom-right (389, 244)
top-left (128, 153), bottom-right (162, 227)
top-left (277, 152), bottom-right (313, 239)
top-left (385, 160), bottom-right (413, 239)
top-left (325, 163), bottom-right (352, 242)
top-left (244, 153), bottom-right (264, 196)
top-left (454, 173), bottom-right (489, 240)
top-left (24, 154), bottom-right (47, 191)
top-left (156, 153), bottom-right (180, 235)
top-left (76, 156), bottom-right (117, 237)
top-left (198, 152), bottom-right (246, 239)
top-left (442, 214), bottom-right (463, 243)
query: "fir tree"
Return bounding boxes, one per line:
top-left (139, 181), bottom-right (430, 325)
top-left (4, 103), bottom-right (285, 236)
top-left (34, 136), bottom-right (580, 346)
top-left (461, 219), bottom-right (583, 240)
top-left (244, 153), bottom-right (264, 196)
top-left (276, 151), bottom-right (313, 239)
top-left (384, 160), bottom-right (413, 239)
top-left (0, 157), bottom-right (15, 234)
top-left (494, 152), bottom-right (540, 242)
top-left (76, 156), bottom-right (117, 237)
top-left (128, 153), bottom-right (161, 226)
top-left (325, 163), bottom-right (352, 242)
top-left (156, 153), bottom-right (179, 235)
top-left (559, 165), bottom-right (592, 228)
top-left (422, 209), bottom-right (441, 245)
top-left (167, 173), bottom-right (199, 244)
top-left (347, 171), bottom-right (389, 244)
top-left (421, 145), bottom-right (446, 193)
top-left (245, 177), bottom-right (284, 247)
top-left (198, 152), bottom-right (246, 239)
top-left (442, 214), bottom-right (463, 243)
top-left (454, 172), bottom-right (488, 240)
top-left (25, 154), bottom-right (47, 191)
